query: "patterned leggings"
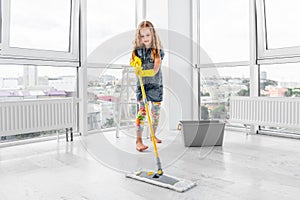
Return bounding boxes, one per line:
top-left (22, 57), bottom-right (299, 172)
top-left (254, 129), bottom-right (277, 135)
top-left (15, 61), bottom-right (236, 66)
top-left (136, 101), bottom-right (161, 133)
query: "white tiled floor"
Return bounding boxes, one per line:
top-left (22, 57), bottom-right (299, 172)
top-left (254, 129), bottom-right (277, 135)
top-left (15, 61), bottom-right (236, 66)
top-left (1, 129), bottom-right (300, 200)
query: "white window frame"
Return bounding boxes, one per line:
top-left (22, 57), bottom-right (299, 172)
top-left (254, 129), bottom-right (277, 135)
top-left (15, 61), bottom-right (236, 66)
top-left (256, 0), bottom-right (300, 62)
top-left (0, 0), bottom-right (79, 66)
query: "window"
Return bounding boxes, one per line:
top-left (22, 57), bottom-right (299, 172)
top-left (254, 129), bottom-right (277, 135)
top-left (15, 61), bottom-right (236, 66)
top-left (0, 0), bottom-right (79, 143)
top-left (264, 0), bottom-right (300, 49)
top-left (260, 62), bottom-right (300, 135)
top-left (0, 65), bottom-right (77, 142)
top-left (87, 67), bottom-right (133, 131)
top-left (86, 0), bottom-right (136, 132)
top-left (9, 0), bottom-right (71, 51)
top-left (200, 0), bottom-right (249, 63)
top-left (87, 0), bottom-right (135, 58)
top-left (200, 66), bottom-right (250, 120)
top-left (146, 0), bottom-right (168, 29)
top-left (260, 63), bottom-right (300, 97)
top-left (0, 0), bottom-right (79, 63)
top-left (257, 0), bottom-right (300, 60)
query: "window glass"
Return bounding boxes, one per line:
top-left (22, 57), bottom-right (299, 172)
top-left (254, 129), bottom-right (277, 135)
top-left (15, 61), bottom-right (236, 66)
top-left (200, 0), bottom-right (249, 63)
top-left (200, 66), bottom-right (250, 121)
top-left (260, 62), bottom-right (300, 134)
top-left (86, 0), bottom-right (135, 131)
top-left (0, 65), bottom-right (76, 100)
top-left (10, 0), bottom-right (71, 51)
top-left (264, 0), bottom-right (300, 49)
top-left (87, 67), bottom-right (136, 131)
top-left (87, 0), bottom-right (135, 59)
top-left (260, 63), bottom-right (300, 97)
top-left (146, 0), bottom-right (168, 29)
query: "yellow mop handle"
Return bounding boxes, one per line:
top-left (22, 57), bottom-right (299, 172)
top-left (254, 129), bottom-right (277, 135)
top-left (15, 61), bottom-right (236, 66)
top-left (131, 56), bottom-right (163, 175)
top-left (138, 74), bottom-right (163, 175)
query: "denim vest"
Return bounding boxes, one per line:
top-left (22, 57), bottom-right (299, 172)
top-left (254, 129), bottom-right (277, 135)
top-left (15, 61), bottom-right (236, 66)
top-left (135, 47), bottom-right (165, 86)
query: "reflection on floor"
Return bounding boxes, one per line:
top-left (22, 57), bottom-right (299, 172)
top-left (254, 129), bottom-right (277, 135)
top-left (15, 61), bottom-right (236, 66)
top-left (0, 129), bottom-right (300, 200)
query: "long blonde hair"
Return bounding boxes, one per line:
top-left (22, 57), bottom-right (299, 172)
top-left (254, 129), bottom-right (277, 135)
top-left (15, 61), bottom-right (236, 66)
top-left (132, 20), bottom-right (162, 60)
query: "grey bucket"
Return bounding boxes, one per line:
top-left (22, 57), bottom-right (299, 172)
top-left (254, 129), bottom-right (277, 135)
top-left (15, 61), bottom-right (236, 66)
top-left (178, 120), bottom-right (225, 147)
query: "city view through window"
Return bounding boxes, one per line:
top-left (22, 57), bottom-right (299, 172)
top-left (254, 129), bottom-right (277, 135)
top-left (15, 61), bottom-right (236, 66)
top-left (200, 65), bottom-right (300, 123)
top-left (1, 62), bottom-right (300, 137)
top-left (0, 66), bottom-right (76, 101)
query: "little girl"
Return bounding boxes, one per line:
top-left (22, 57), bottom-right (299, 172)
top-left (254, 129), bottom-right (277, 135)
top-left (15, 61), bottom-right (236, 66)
top-left (131, 21), bottom-right (165, 151)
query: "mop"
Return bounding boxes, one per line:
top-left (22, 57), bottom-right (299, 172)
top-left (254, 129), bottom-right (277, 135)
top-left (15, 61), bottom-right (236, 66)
top-left (126, 56), bottom-right (196, 192)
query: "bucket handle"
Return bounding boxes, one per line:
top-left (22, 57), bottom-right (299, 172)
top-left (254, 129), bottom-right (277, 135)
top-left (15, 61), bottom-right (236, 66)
top-left (177, 122), bottom-right (182, 131)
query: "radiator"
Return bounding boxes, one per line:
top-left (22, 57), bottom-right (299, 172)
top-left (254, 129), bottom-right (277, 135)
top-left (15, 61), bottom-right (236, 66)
top-left (230, 97), bottom-right (300, 129)
top-left (0, 98), bottom-right (74, 137)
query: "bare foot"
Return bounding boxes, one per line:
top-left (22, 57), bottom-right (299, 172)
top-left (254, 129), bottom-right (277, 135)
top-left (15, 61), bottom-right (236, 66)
top-left (136, 142), bottom-right (148, 152)
top-left (151, 137), bottom-right (162, 143)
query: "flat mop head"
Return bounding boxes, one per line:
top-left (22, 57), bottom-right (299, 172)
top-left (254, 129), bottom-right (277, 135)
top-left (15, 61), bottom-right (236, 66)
top-left (126, 169), bottom-right (196, 192)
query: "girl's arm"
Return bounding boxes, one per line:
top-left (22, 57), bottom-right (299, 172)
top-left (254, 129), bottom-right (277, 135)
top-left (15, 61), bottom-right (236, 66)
top-left (153, 57), bottom-right (162, 74)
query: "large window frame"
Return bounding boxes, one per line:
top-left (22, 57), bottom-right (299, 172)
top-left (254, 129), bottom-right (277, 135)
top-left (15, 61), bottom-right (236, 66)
top-left (0, 0), bottom-right (81, 141)
top-left (0, 0), bottom-right (79, 66)
top-left (256, 0), bottom-right (300, 136)
top-left (256, 0), bottom-right (300, 63)
top-left (196, 0), bottom-right (251, 122)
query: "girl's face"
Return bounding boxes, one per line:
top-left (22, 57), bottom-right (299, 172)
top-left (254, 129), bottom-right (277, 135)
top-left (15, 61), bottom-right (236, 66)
top-left (140, 28), bottom-right (152, 48)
